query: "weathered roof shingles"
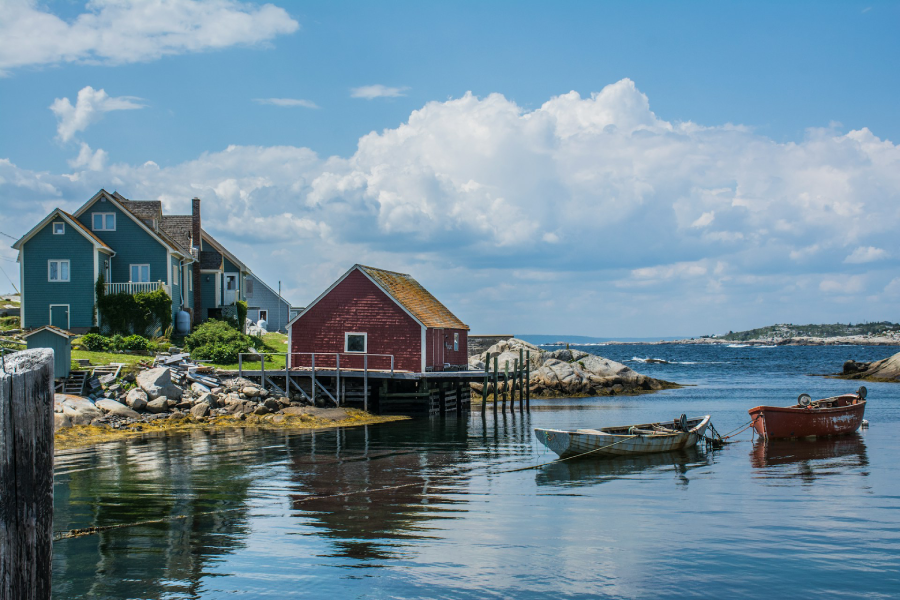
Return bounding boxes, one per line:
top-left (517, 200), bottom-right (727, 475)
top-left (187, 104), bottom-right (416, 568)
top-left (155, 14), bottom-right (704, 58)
top-left (358, 265), bottom-right (469, 330)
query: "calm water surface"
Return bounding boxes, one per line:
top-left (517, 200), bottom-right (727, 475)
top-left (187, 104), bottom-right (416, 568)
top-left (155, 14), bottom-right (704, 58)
top-left (52, 345), bottom-right (900, 599)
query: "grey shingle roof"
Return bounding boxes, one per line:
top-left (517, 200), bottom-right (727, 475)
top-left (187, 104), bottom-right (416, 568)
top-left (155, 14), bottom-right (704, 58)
top-left (160, 215), bottom-right (193, 251)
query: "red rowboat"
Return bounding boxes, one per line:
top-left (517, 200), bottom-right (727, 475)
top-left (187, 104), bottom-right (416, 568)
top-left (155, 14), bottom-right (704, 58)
top-left (748, 387), bottom-right (867, 439)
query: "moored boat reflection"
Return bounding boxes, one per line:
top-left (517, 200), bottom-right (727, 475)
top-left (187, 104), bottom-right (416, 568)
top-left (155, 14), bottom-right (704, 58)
top-left (750, 434), bottom-right (869, 481)
top-left (536, 446), bottom-right (712, 488)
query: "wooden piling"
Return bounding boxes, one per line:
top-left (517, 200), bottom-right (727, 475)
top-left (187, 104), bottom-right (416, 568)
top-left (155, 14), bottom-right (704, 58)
top-left (492, 355), bottom-right (498, 416)
top-left (518, 349), bottom-right (524, 412)
top-left (504, 360), bottom-right (510, 412)
top-left (525, 350), bottom-right (531, 410)
top-left (513, 359), bottom-right (519, 412)
top-left (1, 349), bottom-right (54, 600)
top-left (481, 361), bottom-right (488, 418)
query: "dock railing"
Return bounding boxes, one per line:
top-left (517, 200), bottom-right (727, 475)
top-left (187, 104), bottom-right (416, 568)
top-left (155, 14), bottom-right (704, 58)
top-left (237, 351), bottom-right (396, 412)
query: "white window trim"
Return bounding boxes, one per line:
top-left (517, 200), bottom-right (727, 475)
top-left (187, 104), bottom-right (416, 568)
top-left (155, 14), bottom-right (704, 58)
top-left (92, 212), bottom-right (116, 231)
top-left (454, 332), bottom-right (459, 352)
top-left (172, 264), bottom-right (179, 287)
top-left (130, 264), bottom-right (151, 283)
top-left (52, 222), bottom-right (65, 235)
top-left (259, 309), bottom-right (268, 322)
top-left (48, 259), bottom-right (70, 282)
top-left (345, 332), bottom-right (367, 353)
top-left (49, 304), bottom-right (70, 330)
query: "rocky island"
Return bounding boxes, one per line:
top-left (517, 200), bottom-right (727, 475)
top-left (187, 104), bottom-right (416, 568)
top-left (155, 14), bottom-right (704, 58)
top-left (469, 338), bottom-right (679, 398)
top-left (835, 350), bottom-right (900, 382)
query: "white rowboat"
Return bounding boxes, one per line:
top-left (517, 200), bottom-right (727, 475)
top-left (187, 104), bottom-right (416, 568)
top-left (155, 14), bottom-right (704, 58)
top-left (535, 415), bottom-right (711, 459)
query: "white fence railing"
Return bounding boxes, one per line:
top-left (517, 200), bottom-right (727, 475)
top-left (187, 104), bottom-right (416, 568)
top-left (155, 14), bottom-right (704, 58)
top-left (105, 282), bottom-right (170, 296)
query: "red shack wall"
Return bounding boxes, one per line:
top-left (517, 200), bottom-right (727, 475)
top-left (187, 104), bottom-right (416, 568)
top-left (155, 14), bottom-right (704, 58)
top-left (425, 328), bottom-right (469, 370)
top-left (291, 269), bottom-right (422, 372)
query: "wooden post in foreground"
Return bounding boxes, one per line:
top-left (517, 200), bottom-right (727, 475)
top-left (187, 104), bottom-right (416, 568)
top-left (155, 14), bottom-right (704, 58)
top-left (512, 359), bottom-right (519, 413)
top-left (1, 349), bottom-right (54, 600)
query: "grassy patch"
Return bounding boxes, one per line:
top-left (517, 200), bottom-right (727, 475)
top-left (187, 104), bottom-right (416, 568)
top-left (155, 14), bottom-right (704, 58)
top-left (0, 316), bottom-right (20, 330)
top-left (70, 349), bottom-right (151, 371)
top-left (197, 331), bottom-right (289, 370)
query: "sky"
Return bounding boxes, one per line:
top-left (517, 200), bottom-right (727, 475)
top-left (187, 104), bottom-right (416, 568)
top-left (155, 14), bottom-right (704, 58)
top-left (0, 0), bottom-right (898, 338)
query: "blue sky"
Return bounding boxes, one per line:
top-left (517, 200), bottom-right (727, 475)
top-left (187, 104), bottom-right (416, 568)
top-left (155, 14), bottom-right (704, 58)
top-left (1, 0), bottom-right (898, 337)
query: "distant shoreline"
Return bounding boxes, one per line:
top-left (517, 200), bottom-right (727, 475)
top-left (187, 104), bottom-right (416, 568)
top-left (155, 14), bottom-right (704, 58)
top-left (538, 336), bottom-right (900, 347)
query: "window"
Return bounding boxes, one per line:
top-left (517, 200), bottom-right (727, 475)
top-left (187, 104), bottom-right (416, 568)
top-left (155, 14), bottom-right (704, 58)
top-left (52, 222), bottom-right (65, 235)
top-left (92, 213), bottom-right (116, 231)
top-left (454, 332), bottom-right (459, 352)
top-left (48, 260), bottom-right (70, 282)
top-left (345, 332), bottom-right (367, 353)
top-left (173, 265), bottom-right (178, 286)
top-left (225, 275), bottom-right (237, 291)
top-left (259, 310), bottom-right (268, 322)
top-left (130, 264), bottom-right (150, 282)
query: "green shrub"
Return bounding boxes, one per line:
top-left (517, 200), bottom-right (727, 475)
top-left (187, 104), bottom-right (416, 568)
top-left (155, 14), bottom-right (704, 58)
top-left (184, 320), bottom-right (261, 364)
top-left (97, 283), bottom-right (173, 336)
top-left (108, 334), bottom-right (125, 352)
top-left (122, 335), bottom-right (151, 353)
top-left (81, 333), bottom-right (109, 352)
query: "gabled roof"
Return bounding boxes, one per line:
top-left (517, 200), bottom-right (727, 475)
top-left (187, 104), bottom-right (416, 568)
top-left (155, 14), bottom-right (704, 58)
top-left (201, 229), bottom-right (248, 272)
top-left (22, 324), bottom-right (77, 339)
top-left (245, 272), bottom-right (291, 307)
top-left (73, 189), bottom-right (191, 259)
top-left (118, 198), bottom-right (162, 221)
top-left (12, 208), bottom-right (115, 254)
top-left (287, 264), bottom-right (469, 330)
top-left (358, 265), bottom-right (469, 329)
top-left (159, 215), bottom-right (193, 252)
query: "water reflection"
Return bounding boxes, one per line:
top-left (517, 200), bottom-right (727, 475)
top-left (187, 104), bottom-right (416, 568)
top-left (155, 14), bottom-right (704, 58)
top-left (750, 434), bottom-right (869, 482)
top-left (535, 447), bottom-right (712, 489)
top-left (53, 429), bottom-right (260, 599)
top-left (286, 420), bottom-right (473, 563)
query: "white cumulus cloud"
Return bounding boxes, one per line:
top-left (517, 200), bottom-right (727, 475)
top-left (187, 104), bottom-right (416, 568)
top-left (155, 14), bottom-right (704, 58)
top-left (350, 84), bottom-right (408, 99)
top-left (0, 0), bottom-right (299, 75)
top-left (3, 78), bottom-right (900, 335)
top-left (50, 86), bottom-right (145, 143)
top-left (843, 246), bottom-right (887, 264)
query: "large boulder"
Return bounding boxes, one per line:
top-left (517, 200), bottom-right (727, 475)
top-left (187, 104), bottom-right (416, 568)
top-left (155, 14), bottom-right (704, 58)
top-left (137, 367), bottom-right (182, 400)
top-left (60, 396), bottom-right (102, 425)
top-left (838, 351), bottom-right (900, 381)
top-left (95, 399), bottom-right (140, 419)
top-left (124, 388), bottom-right (149, 411)
top-left (145, 398), bottom-right (170, 414)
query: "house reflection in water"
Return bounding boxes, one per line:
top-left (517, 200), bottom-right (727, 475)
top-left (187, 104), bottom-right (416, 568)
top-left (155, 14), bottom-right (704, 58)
top-left (286, 420), bottom-right (473, 562)
top-left (52, 429), bottom-right (259, 599)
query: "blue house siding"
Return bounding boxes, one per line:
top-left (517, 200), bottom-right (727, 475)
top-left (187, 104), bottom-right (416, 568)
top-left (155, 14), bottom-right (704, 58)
top-left (26, 329), bottom-right (72, 378)
top-left (200, 273), bottom-right (217, 319)
top-left (170, 254), bottom-right (182, 322)
top-left (77, 201), bottom-right (168, 286)
top-left (245, 274), bottom-right (291, 332)
top-left (22, 221), bottom-right (95, 330)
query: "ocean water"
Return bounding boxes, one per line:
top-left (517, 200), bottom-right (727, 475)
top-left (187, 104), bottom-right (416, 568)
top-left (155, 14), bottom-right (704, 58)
top-left (52, 344), bottom-right (900, 599)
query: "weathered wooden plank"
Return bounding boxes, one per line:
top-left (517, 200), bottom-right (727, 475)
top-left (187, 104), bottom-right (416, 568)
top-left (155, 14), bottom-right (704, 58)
top-left (1, 349), bottom-right (54, 600)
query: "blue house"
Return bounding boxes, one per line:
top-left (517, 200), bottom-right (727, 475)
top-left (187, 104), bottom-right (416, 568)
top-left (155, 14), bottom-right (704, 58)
top-left (12, 189), bottom-right (287, 334)
top-left (244, 273), bottom-right (292, 333)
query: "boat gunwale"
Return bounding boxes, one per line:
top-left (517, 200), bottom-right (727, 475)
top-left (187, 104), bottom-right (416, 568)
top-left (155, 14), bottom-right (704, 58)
top-left (537, 415), bottom-right (711, 439)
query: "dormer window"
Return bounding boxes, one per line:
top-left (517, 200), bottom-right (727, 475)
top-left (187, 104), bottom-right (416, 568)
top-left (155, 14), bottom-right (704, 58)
top-left (52, 222), bottom-right (65, 235)
top-left (92, 213), bottom-right (115, 231)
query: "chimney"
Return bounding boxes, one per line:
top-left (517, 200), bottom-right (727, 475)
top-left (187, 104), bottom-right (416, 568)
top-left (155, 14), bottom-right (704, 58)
top-left (192, 197), bottom-right (202, 321)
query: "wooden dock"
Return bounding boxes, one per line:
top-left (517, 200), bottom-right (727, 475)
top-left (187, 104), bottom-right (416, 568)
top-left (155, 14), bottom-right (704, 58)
top-left (228, 350), bottom-right (530, 417)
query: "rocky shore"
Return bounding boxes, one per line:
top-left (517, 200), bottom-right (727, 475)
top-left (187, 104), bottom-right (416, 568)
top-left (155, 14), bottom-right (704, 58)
top-left (469, 338), bottom-right (679, 398)
top-left (54, 365), bottom-right (404, 449)
top-left (834, 350), bottom-right (900, 382)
